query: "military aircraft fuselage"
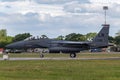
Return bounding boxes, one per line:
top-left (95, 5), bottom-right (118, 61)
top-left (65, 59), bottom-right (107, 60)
top-left (6, 38), bottom-right (91, 53)
top-left (5, 25), bottom-right (110, 58)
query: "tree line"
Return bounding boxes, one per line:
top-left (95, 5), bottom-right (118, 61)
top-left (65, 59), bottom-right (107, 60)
top-left (0, 29), bottom-right (120, 48)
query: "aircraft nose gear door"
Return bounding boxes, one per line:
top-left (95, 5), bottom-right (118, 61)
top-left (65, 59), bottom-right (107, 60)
top-left (70, 53), bottom-right (76, 58)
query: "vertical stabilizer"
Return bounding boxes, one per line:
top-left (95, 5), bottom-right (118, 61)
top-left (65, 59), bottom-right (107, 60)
top-left (92, 24), bottom-right (109, 48)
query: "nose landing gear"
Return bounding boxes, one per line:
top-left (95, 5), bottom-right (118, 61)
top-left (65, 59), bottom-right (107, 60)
top-left (40, 54), bottom-right (44, 58)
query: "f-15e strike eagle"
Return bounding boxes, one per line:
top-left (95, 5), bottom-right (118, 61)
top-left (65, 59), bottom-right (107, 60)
top-left (5, 24), bottom-right (110, 58)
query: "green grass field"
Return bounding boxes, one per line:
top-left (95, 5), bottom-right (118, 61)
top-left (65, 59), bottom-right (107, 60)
top-left (0, 52), bottom-right (120, 58)
top-left (0, 53), bottom-right (120, 80)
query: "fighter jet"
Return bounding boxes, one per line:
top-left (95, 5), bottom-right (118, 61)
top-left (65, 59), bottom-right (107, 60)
top-left (5, 24), bottom-right (110, 58)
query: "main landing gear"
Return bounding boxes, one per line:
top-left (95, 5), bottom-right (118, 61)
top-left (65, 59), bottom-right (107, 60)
top-left (70, 53), bottom-right (76, 58)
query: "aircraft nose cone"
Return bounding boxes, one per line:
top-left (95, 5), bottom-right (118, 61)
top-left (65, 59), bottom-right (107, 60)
top-left (5, 41), bottom-right (24, 49)
top-left (5, 44), bottom-right (15, 49)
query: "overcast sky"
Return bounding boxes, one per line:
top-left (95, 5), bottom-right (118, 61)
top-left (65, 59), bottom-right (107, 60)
top-left (0, 0), bottom-right (119, 38)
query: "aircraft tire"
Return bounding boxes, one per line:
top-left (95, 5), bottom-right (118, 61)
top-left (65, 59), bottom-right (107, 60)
top-left (70, 53), bottom-right (76, 58)
top-left (40, 54), bottom-right (44, 58)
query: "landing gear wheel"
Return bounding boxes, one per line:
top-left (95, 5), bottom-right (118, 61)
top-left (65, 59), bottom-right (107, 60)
top-left (40, 54), bottom-right (44, 58)
top-left (70, 53), bottom-right (76, 58)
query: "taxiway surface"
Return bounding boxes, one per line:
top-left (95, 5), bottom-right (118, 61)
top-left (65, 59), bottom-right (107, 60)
top-left (1, 57), bottom-right (120, 61)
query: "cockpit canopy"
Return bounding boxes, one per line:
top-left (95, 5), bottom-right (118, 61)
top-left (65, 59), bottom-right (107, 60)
top-left (24, 36), bottom-right (48, 41)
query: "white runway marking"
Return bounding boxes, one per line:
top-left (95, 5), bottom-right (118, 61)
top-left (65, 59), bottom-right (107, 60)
top-left (1, 57), bottom-right (120, 61)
